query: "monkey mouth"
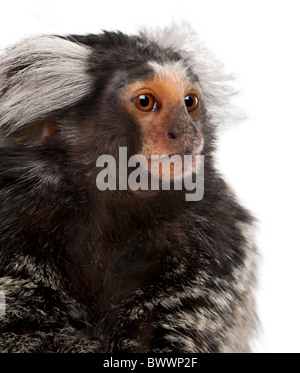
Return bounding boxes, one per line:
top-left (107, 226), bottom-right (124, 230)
top-left (138, 140), bottom-right (204, 181)
top-left (145, 149), bottom-right (202, 181)
top-left (148, 143), bottom-right (203, 160)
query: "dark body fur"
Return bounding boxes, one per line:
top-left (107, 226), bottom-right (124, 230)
top-left (0, 30), bottom-right (257, 352)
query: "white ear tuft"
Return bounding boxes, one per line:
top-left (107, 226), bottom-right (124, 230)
top-left (0, 35), bottom-right (93, 134)
top-left (139, 23), bottom-right (243, 128)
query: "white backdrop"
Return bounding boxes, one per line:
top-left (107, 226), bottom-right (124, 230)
top-left (1, 0), bottom-right (299, 353)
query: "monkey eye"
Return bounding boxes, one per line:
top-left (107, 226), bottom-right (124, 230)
top-left (185, 94), bottom-right (199, 112)
top-left (132, 94), bottom-right (157, 112)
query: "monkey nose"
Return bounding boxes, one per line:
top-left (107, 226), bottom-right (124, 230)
top-left (166, 133), bottom-right (195, 155)
top-left (167, 131), bottom-right (177, 139)
top-left (166, 124), bottom-right (183, 140)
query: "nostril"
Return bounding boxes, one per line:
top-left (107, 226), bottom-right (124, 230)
top-left (167, 132), bottom-right (176, 139)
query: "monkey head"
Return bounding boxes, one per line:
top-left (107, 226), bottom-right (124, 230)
top-left (0, 30), bottom-right (226, 203)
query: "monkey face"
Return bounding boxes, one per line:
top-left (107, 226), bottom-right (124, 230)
top-left (121, 61), bottom-right (204, 180)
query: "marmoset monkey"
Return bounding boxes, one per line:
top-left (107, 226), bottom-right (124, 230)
top-left (0, 26), bottom-right (257, 352)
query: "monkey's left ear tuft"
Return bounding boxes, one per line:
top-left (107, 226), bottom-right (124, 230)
top-left (139, 23), bottom-right (243, 128)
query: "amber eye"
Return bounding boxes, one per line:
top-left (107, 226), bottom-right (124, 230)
top-left (185, 94), bottom-right (199, 112)
top-left (132, 94), bottom-right (157, 111)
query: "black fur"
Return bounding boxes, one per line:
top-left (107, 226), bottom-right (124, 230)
top-left (0, 30), bottom-right (257, 352)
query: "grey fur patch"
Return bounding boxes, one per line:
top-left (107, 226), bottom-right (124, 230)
top-left (0, 35), bottom-right (93, 134)
top-left (0, 291), bottom-right (5, 315)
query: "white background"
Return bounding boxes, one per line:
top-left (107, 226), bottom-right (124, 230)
top-left (1, 0), bottom-right (299, 353)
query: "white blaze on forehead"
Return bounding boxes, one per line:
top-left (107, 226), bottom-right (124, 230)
top-left (0, 35), bottom-right (93, 133)
top-left (147, 60), bottom-right (202, 97)
top-left (148, 60), bottom-right (189, 76)
top-left (148, 60), bottom-right (190, 84)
